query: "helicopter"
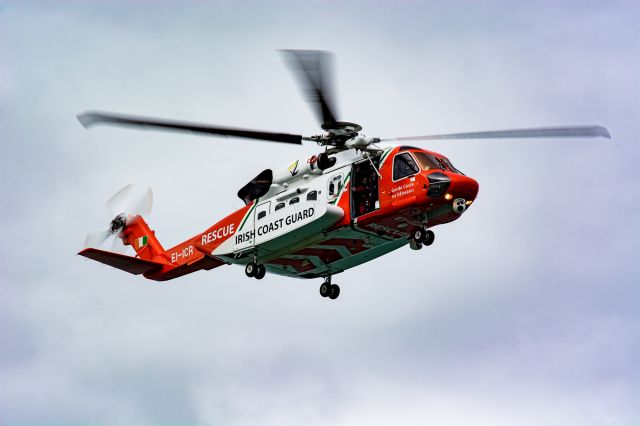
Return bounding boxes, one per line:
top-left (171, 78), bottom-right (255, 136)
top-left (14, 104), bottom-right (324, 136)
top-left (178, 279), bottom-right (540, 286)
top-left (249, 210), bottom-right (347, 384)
top-left (78, 50), bottom-right (610, 300)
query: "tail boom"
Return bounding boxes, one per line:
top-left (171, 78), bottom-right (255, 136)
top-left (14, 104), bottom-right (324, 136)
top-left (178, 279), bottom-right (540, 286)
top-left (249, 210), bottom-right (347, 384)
top-left (80, 202), bottom-right (255, 280)
top-left (79, 214), bottom-right (227, 281)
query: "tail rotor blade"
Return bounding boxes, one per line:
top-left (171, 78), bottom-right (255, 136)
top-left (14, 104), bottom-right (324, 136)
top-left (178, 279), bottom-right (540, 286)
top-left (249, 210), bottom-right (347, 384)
top-left (105, 183), bottom-right (133, 215)
top-left (130, 187), bottom-right (153, 216)
top-left (108, 233), bottom-right (129, 254)
top-left (105, 184), bottom-right (153, 216)
top-left (84, 185), bottom-right (154, 251)
top-left (85, 229), bottom-right (110, 248)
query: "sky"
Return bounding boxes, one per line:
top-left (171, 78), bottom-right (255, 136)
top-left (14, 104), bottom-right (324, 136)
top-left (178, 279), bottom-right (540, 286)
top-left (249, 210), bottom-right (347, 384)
top-left (1, 1), bottom-right (639, 425)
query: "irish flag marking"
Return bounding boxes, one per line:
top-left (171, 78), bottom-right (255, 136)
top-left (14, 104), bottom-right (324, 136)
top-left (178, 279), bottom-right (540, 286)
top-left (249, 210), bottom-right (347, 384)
top-left (134, 235), bottom-right (148, 249)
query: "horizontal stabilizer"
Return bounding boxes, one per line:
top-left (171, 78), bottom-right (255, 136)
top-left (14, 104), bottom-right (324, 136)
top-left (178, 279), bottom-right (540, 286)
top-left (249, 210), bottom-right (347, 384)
top-left (78, 248), bottom-right (164, 275)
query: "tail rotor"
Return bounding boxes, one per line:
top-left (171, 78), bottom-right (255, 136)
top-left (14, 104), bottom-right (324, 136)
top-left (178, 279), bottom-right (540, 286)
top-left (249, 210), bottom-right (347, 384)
top-left (84, 184), bottom-right (154, 252)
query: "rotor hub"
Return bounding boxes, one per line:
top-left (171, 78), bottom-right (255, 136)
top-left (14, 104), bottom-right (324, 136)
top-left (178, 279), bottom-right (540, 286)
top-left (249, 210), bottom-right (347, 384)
top-left (109, 214), bottom-right (127, 234)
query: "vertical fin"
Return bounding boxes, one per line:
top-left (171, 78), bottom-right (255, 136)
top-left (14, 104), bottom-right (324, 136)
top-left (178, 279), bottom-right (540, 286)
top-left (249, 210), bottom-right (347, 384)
top-left (120, 215), bottom-right (167, 263)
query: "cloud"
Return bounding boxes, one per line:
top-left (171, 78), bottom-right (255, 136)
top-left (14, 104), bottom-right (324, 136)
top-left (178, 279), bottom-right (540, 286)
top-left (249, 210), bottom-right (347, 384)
top-left (1, 1), bottom-right (638, 425)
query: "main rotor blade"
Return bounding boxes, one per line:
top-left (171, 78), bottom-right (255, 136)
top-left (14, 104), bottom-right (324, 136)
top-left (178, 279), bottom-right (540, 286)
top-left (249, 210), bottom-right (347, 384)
top-left (282, 50), bottom-right (339, 130)
top-left (381, 125), bottom-right (611, 141)
top-left (77, 111), bottom-right (303, 144)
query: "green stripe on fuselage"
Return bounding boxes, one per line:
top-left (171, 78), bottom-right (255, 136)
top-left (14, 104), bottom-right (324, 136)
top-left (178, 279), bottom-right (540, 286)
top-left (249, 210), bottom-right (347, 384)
top-left (330, 172), bottom-right (351, 205)
top-left (238, 203), bottom-right (257, 231)
top-left (379, 148), bottom-right (393, 166)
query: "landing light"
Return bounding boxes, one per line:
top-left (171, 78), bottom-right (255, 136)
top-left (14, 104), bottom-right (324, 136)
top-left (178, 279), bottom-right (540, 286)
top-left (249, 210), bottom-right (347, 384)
top-left (444, 193), bottom-right (453, 200)
top-left (466, 200), bottom-right (473, 206)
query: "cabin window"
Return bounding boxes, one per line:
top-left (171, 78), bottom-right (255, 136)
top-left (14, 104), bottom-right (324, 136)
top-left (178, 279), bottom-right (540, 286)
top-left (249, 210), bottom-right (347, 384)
top-left (289, 197), bottom-right (299, 205)
top-left (275, 202), bottom-right (285, 211)
top-left (393, 152), bottom-right (419, 180)
top-left (307, 190), bottom-right (318, 201)
top-left (328, 175), bottom-right (343, 199)
top-left (256, 202), bottom-right (270, 220)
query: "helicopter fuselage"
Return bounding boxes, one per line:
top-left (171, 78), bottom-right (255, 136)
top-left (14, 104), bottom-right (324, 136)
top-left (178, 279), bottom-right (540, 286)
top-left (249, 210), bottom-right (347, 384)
top-left (108, 144), bottom-right (478, 282)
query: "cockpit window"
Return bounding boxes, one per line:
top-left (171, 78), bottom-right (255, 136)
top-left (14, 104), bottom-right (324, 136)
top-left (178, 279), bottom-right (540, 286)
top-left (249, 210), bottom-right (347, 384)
top-left (414, 152), bottom-right (443, 171)
top-left (393, 152), bottom-right (420, 180)
top-left (413, 151), bottom-right (464, 175)
top-left (441, 157), bottom-right (464, 175)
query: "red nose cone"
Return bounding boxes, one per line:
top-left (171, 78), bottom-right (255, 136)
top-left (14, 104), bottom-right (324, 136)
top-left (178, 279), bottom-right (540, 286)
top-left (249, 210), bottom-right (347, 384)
top-left (450, 175), bottom-right (479, 201)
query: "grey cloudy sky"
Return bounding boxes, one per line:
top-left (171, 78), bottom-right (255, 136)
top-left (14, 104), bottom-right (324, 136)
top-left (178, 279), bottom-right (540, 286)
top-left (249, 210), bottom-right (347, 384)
top-left (1, 1), bottom-right (638, 425)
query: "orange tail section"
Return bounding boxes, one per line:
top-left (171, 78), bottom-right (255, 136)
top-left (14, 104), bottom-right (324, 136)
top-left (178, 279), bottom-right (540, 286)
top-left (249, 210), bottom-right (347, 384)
top-left (120, 215), bottom-right (168, 264)
top-left (79, 215), bottom-right (226, 281)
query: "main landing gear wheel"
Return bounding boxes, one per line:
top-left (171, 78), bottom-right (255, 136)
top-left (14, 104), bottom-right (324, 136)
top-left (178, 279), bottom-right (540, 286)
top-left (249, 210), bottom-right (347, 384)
top-left (329, 284), bottom-right (340, 299)
top-left (245, 262), bottom-right (257, 277)
top-left (320, 278), bottom-right (340, 299)
top-left (319, 282), bottom-right (331, 297)
top-left (246, 262), bottom-right (266, 279)
top-left (409, 239), bottom-right (423, 250)
top-left (254, 264), bottom-right (266, 280)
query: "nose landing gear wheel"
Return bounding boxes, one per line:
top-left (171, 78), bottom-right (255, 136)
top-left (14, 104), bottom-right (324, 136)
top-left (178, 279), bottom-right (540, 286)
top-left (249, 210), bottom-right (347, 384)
top-left (410, 228), bottom-right (434, 250)
top-left (422, 230), bottom-right (435, 246)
